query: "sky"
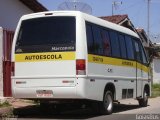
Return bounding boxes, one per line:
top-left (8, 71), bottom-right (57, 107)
top-left (38, 0), bottom-right (160, 42)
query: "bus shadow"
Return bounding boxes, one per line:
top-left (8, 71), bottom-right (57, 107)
top-left (13, 105), bottom-right (98, 119)
top-left (113, 103), bottom-right (141, 113)
top-left (13, 103), bottom-right (145, 119)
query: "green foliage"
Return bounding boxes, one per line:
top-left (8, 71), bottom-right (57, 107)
top-left (151, 84), bottom-right (160, 97)
top-left (0, 100), bottom-right (11, 108)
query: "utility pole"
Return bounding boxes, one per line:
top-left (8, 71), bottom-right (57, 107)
top-left (112, 1), bottom-right (115, 15)
top-left (112, 1), bottom-right (122, 16)
top-left (147, 0), bottom-right (151, 46)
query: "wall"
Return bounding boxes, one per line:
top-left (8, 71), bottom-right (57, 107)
top-left (0, 0), bottom-right (34, 97)
top-left (0, 0), bottom-right (33, 31)
top-left (153, 58), bottom-right (160, 84)
top-left (0, 27), bottom-right (3, 96)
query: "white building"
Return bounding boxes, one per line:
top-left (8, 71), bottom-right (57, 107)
top-left (0, 0), bottom-right (47, 97)
top-left (152, 43), bottom-right (160, 84)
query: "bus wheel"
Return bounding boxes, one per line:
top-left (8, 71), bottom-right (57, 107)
top-left (100, 91), bottom-right (113, 115)
top-left (138, 89), bottom-right (148, 107)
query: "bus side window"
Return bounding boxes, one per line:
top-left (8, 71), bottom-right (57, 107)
top-left (119, 34), bottom-right (127, 59)
top-left (110, 31), bottom-right (120, 58)
top-left (125, 36), bottom-right (134, 60)
top-left (133, 39), bottom-right (142, 63)
top-left (139, 42), bottom-right (148, 64)
top-left (92, 25), bottom-right (103, 55)
top-left (86, 24), bottom-right (94, 54)
top-left (101, 29), bottom-right (111, 56)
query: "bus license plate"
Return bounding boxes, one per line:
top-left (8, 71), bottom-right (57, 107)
top-left (36, 90), bottom-right (53, 97)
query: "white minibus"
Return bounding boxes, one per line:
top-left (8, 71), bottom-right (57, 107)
top-left (11, 11), bottom-right (151, 114)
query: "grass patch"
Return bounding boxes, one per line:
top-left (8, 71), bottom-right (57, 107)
top-left (151, 84), bottom-right (160, 97)
top-left (0, 101), bottom-right (11, 108)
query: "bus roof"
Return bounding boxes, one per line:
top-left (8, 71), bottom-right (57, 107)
top-left (20, 11), bottom-right (139, 38)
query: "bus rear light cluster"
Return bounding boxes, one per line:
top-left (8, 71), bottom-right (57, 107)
top-left (76, 59), bottom-right (86, 75)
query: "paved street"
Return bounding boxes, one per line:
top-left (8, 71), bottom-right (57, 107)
top-left (6, 97), bottom-right (160, 120)
top-left (90, 97), bottom-right (160, 120)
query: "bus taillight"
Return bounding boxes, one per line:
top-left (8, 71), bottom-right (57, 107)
top-left (11, 62), bottom-right (15, 76)
top-left (76, 59), bottom-right (86, 75)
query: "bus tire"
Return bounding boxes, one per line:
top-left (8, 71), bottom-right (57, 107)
top-left (138, 89), bottom-right (148, 107)
top-left (99, 91), bottom-right (113, 115)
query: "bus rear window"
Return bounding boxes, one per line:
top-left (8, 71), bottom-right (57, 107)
top-left (16, 17), bottom-right (76, 53)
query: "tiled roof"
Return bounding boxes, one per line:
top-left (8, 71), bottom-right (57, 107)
top-left (136, 28), bottom-right (149, 43)
top-left (19, 0), bottom-right (48, 12)
top-left (136, 28), bottom-right (145, 33)
top-left (100, 14), bottom-right (128, 24)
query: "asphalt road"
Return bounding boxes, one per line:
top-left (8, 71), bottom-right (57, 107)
top-left (9, 97), bottom-right (160, 120)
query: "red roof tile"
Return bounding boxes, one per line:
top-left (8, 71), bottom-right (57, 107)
top-left (136, 28), bottom-right (144, 33)
top-left (100, 14), bottom-right (128, 24)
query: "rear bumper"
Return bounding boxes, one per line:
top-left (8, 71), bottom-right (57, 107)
top-left (11, 77), bottom-right (87, 99)
top-left (12, 86), bottom-right (79, 99)
top-left (12, 77), bottom-right (104, 101)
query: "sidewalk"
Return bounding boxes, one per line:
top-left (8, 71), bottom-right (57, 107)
top-left (0, 98), bottom-right (35, 116)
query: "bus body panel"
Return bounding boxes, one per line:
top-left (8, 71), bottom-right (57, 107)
top-left (87, 61), bottom-right (137, 100)
top-left (12, 86), bottom-right (77, 99)
top-left (14, 61), bottom-right (76, 77)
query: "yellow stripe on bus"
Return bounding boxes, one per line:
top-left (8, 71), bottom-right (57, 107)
top-left (15, 52), bottom-right (75, 62)
top-left (88, 54), bottom-right (149, 73)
